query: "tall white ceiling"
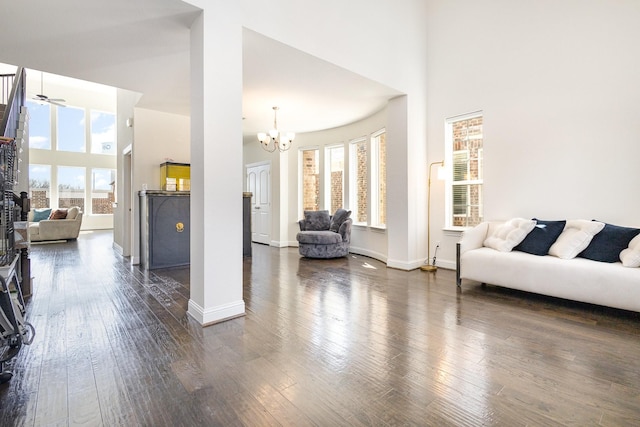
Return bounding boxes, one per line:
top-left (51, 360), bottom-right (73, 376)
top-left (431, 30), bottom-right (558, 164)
top-left (0, 0), bottom-right (401, 135)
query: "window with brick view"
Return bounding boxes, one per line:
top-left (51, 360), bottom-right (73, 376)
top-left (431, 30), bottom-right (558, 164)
top-left (326, 145), bottom-right (344, 214)
top-left (301, 149), bottom-right (320, 211)
top-left (349, 138), bottom-right (367, 223)
top-left (372, 130), bottom-right (387, 227)
top-left (91, 168), bottom-right (116, 214)
top-left (448, 112), bottom-right (483, 227)
top-left (29, 164), bottom-right (51, 209)
top-left (58, 166), bottom-right (86, 211)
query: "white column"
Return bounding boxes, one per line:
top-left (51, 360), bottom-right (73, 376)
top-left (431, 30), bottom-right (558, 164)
top-left (188, 7), bottom-right (245, 325)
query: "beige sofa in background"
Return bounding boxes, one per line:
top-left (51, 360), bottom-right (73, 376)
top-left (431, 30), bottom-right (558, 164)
top-left (28, 206), bottom-right (83, 242)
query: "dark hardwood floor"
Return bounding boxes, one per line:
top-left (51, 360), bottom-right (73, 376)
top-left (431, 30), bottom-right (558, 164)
top-left (1, 230), bottom-right (639, 426)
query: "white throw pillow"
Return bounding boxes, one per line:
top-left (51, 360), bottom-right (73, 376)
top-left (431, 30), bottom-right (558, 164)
top-left (620, 234), bottom-right (640, 267)
top-left (483, 218), bottom-right (536, 252)
top-left (548, 219), bottom-right (605, 259)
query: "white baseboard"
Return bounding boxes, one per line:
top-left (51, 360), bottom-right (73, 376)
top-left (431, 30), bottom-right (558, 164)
top-left (269, 240), bottom-right (289, 248)
top-left (112, 242), bottom-right (123, 256)
top-left (348, 246), bottom-right (387, 264)
top-left (187, 299), bottom-right (245, 326)
top-left (437, 258), bottom-right (456, 270)
top-left (131, 256), bottom-right (140, 265)
top-left (386, 257), bottom-right (425, 271)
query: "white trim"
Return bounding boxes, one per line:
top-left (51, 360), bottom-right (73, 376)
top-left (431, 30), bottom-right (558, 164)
top-left (112, 241), bottom-right (123, 256)
top-left (348, 137), bottom-right (368, 225)
top-left (187, 299), bottom-right (245, 326)
top-left (445, 111), bottom-right (483, 229)
top-left (446, 110), bottom-right (483, 122)
top-left (298, 147), bottom-right (321, 218)
top-left (349, 246), bottom-right (387, 264)
top-left (370, 128), bottom-right (386, 227)
top-left (131, 255), bottom-right (140, 265)
top-left (324, 144), bottom-right (345, 211)
top-left (386, 257), bottom-right (424, 271)
top-left (269, 239), bottom-right (289, 248)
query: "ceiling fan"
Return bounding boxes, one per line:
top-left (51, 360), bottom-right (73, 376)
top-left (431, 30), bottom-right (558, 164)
top-left (33, 72), bottom-right (66, 107)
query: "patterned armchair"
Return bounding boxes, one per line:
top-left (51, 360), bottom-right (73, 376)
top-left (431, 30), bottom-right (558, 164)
top-left (296, 209), bottom-right (352, 258)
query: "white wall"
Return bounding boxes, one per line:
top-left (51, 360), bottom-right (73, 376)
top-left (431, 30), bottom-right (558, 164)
top-left (113, 88), bottom-right (141, 256)
top-left (426, 0), bottom-right (640, 269)
top-left (130, 107), bottom-right (190, 263)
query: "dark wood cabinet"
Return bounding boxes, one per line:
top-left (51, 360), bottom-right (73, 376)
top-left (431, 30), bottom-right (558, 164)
top-left (140, 191), bottom-right (190, 269)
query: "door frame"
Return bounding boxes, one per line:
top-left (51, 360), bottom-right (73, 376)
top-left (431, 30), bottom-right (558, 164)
top-left (245, 160), bottom-right (271, 245)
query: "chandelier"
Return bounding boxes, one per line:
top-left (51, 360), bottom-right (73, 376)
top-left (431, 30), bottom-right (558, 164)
top-left (257, 106), bottom-right (295, 152)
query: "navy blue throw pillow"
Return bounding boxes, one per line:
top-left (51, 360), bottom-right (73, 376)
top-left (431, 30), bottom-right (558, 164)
top-left (578, 222), bottom-right (640, 263)
top-left (514, 219), bottom-right (566, 256)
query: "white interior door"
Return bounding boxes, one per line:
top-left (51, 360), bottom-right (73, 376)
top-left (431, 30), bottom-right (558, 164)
top-left (246, 163), bottom-right (271, 245)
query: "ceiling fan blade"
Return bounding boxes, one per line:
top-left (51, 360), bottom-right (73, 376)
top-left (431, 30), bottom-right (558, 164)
top-left (47, 98), bottom-right (66, 102)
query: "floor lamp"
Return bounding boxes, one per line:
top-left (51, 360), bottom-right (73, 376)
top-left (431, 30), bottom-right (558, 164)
top-left (421, 160), bottom-right (444, 272)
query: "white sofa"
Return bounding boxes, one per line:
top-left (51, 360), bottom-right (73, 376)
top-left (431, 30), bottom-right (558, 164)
top-left (28, 206), bottom-right (83, 242)
top-left (456, 220), bottom-right (640, 313)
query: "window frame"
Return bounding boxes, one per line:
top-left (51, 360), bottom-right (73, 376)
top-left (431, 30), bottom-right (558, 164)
top-left (370, 128), bottom-right (386, 229)
top-left (56, 104), bottom-right (86, 153)
top-left (348, 136), bottom-right (368, 225)
top-left (298, 146), bottom-right (321, 216)
top-left (444, 111), bottom-right (484, 230)
top-left (324, 143), bottom-right (345, 214)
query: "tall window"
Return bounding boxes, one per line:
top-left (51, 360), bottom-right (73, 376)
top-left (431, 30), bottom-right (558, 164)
top-left (349, 137), bottom-right (367, 224)
top-left (371, 129), bottom-right (386, 227)
top-left (29, 164), bottom-right (51, 208)
top-left (91, 168), bottom-right (116, 214)
top-left (90, 111), bottom-right (116, 155)
top-left (58, 166), bottom-right (85, 211)
top-left (26, 100), bottom-right (51, 149)
top-left (57, 106), bottom-right (85, 152)
top-left (325, 145), bottom-right (344, 213)
top-left (446, 112), bottom-right (483, 228)
top-left (301, 148), bottom-right (320, 211)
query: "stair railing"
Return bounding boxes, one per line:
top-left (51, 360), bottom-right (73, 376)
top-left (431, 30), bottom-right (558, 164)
top-left (1, 67), bottom-right (26, 138)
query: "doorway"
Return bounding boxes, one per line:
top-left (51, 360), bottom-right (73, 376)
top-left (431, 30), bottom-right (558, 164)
top-left (246, 162), bottom-right (271, 245)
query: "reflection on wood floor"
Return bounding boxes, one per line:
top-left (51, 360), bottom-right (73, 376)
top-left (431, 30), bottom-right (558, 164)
top-left (1, 229), bottom-right (640, 425)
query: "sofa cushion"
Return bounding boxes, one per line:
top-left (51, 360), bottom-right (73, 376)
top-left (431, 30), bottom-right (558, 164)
top-left (620, 234), bottom-right (640, 268)
top-left (49, 209), bottom-right (68, 220)
top-left (66, 206), bottom-right (80, 220)
top-left (548, 219), bottom-right (605, 259)
top-left (303, 210), bottom-right (331, 231)
top-left (32, 208), bottom-right (52, 222)
top-left (297, 230), bottom-right (342, 245)
top-left (578, 222), bottom-right (640, 263)
top-left (483, 218), bottom-right (536, 252)
top-left (329, 209), bottom-right (351, 232)
top-left (514, 219), bottom-right (566, 256)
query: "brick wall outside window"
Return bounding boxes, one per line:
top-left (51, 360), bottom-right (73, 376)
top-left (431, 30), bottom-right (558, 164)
top-left (376, 132), bottom-right (387, 226)
top-left (302, 149), bottom-right (319, 211)
top-left (330, 171), bottom-right (343, 214)
top-left (354, 141), bottom-right (367, 223)
top-left (451, 115), bottom-right (483, 227)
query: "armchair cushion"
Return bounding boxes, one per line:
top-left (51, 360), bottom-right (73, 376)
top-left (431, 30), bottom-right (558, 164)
top-left (303, 210), bottom-right (331, 231)
top-left (329, 209), bottom-right (351, 232)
